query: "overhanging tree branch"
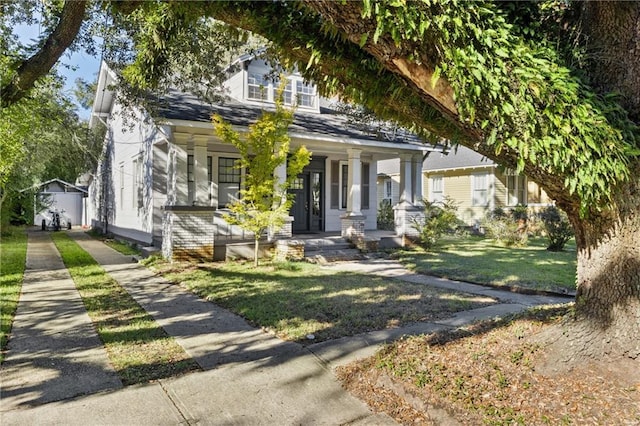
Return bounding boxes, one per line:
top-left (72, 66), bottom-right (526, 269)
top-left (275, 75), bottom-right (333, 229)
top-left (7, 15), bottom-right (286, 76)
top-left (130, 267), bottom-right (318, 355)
top-left (1, 0), bottom-right (88, 108)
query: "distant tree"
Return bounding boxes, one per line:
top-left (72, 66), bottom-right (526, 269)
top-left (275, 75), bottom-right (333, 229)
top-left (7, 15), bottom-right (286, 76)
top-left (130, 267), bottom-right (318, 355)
top-left (212, 93), bottom-right (311, 267)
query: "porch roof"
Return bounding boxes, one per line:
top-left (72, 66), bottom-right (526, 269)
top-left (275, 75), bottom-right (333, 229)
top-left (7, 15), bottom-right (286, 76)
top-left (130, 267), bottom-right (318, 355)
top-left (155, 90), bottom-right (435, 150)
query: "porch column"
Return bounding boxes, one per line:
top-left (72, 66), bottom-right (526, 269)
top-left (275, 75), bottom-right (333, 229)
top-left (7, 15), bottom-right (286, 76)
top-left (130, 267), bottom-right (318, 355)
top-left (413, 154), bottom-right (424, 205)
top-left (341, 148), bottom-right (366, 239)
top-left (194, 139), bottom-right (208, 206)
top-left (399, 154), bottom-right (413, 206)
top-left (346, 148), bottom-right (362, 215)
top-left (269, 157), bottom-right (293, 240)
top-left (394, 153), bottom-right (424, 240)
top-left (174, 142), bottom-right (189, 205)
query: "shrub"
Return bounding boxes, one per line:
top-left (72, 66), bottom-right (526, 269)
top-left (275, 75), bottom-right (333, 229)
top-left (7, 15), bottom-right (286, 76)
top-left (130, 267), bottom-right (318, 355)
top-left (483, 207), bottom-right (528, 247)
top-left (538, 206), bottom-right (574, 251)
top-left (377, 200), bottom-right (395, 231)
top-left (412, 197), bottom-right (459, 250)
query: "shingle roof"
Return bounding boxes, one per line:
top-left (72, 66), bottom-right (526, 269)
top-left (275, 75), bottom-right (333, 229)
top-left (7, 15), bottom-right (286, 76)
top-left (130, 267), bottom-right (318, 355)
top-left (156, 90), bottom-right (428, 146)
top-left (424, 145), bottom-right (494, 171)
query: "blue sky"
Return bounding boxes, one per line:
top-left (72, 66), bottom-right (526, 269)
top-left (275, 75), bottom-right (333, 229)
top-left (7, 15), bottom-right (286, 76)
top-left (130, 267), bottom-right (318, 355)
top-left (14, 22), bottom-right (101, 120)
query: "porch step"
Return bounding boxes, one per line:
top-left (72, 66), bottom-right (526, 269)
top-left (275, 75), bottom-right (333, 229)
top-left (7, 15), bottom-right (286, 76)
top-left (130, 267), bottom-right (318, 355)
top-left (305, 248), bottom-right (366, 264)
top-left (302, 237), bottom-right (365, 263)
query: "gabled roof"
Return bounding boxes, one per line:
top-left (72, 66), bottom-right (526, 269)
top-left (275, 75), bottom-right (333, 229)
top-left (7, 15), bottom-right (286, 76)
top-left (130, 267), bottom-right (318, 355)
top-left (424, 145), bottom-right (495, 171)
top-left (19, 178), bottom-right (88, 194)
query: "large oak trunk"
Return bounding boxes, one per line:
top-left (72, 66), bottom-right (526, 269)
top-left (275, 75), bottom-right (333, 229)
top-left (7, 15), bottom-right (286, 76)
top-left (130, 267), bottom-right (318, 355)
top-left (555, 174), bottom-right (640, 363)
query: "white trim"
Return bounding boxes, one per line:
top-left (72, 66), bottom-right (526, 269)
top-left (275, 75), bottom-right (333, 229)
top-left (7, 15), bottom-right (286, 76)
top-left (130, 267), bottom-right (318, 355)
top-left (423, 164), bottom-right (497, 173)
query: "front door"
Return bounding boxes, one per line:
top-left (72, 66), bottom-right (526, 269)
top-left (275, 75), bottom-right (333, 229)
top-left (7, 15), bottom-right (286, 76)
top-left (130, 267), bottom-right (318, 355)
top-left (291, 171), bottom-right (323, 233)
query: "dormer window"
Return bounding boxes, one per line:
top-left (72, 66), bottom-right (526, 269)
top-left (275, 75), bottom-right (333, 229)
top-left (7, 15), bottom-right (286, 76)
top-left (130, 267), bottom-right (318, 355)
top-left (244, 67), bottom-right (317, 110)
top-left (247, 72), bottom-right (268, 100)
top-left (296, 80), bottom-right (316, 108)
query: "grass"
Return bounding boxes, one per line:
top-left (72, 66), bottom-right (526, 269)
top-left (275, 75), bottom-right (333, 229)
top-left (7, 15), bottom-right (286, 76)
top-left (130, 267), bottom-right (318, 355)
top-left (51, 233), bottom-right (198, 384)
top-left (145, 259), bottom-right (497, 343)
top-left (0, 228), bottom-right (27, 363)
top-left (392, 235), bottom-right (577, 293)
top-left (85, 229), bottom-right (141, 256)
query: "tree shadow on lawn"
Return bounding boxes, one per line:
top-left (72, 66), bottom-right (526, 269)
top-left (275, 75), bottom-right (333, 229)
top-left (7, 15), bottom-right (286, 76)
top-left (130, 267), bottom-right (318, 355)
top-left (161, 263), bottom-right (498, 345)
top-left (395, 241), bottom-right (577, 294)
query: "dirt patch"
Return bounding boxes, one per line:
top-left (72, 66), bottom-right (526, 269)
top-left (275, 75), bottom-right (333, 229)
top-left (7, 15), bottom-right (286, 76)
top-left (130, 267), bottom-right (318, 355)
top-left (337, 306), bottom-right (640, 425)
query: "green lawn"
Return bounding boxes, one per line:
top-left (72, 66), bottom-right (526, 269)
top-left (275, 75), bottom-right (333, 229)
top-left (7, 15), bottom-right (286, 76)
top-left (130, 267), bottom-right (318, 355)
top-left (146, 260), bottom-right (497, 343)
top-left (393, 236), bottom-right (577, 294)
top-left (0, 229), bottom-right (27, 363)
top-left (51, 233), bottom-right (198, 384)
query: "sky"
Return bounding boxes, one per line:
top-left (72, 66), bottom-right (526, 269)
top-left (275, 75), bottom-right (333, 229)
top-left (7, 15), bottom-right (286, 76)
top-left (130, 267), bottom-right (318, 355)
top-left (14, 22), bottom-right (101, 120)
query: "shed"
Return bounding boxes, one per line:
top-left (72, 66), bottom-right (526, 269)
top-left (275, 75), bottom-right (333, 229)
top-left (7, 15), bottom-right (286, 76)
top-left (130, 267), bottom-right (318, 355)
top-left (22, 179), bottom-right (88, 227)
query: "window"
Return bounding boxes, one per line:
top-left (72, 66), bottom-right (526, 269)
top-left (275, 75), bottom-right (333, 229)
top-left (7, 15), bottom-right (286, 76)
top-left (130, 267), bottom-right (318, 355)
top-left (133, 156), bottom-right (143, 209)
top-left (362, 162), bottom-right (370, 209)
top-left (207, 156), bottom-right (213, 202)
top-left (384, 179), bottom-right (393, 204)
top-left (472, 173), bottom-right (489, 206)
top-left (283, 79), bottom-right (293, 105)
top-left (341, 164), bottom-right (348, 209)
top-left (218, 157), bottom-right (241, 207)
top-left (247, 72), bottom-right (267, 100)
top-left (296, 80), bottom-right (316, 108)
top-left (119, 164), bottom-right (124, 207)
top-left (330, 161), bottom-right (340, 209)
top-left (506, 171), bottom-right (526, 206)
top-left (430, 175), bottom-right (444, 203)
top-left (187, 154), bottom-right (195, 204)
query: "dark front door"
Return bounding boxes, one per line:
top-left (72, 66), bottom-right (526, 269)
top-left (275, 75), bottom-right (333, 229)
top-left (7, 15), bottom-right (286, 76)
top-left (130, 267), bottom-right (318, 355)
top-left (291, 171), bottom-right (323, 233)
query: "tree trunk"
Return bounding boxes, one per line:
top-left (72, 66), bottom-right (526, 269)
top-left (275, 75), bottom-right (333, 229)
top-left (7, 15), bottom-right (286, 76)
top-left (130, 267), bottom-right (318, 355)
top-left (550, 173), bottom-right (640, 364)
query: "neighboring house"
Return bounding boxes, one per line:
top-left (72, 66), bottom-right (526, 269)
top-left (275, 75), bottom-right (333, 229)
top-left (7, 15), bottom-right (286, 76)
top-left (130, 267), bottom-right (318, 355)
top-left (378, 145), bottom-right (552, 227)
top-left (21, 178), bottom-right (88, 227)
top-left (89, 58), bottom-right (439, 260)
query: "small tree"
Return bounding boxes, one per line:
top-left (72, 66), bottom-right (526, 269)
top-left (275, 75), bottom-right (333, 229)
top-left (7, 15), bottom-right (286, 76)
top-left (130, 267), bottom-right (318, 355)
top-left (539, 206), bottom-right (574, 252)
top-left (412, 196), bottom-right (459, 250)
top-left (212, 95), bottom-right (311, 267)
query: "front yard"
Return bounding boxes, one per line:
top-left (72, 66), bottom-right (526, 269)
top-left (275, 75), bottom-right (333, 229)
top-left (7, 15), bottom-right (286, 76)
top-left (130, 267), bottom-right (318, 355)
top-left (145, 259), bottom-right (497, 343)
top-left (393, 236), bottom-right (577, 294)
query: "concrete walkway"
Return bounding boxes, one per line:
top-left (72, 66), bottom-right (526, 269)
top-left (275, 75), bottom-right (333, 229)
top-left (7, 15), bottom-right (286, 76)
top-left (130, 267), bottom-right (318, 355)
top-left (0, 231), bottom-right (122, 410)
top-left (0, 229), bottom-right (572, 425)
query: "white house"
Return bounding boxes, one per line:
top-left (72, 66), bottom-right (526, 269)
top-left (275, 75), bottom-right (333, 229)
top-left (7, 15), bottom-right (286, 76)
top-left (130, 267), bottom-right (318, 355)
top-left (89, 57), bottom-right (439, 260)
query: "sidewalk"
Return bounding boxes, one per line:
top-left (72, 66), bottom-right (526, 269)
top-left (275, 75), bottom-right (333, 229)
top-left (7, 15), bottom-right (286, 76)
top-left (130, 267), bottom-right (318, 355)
top-left (0, 231), bottom-right (122, 410)
top-left (1, 230), bottom-right (572, 425)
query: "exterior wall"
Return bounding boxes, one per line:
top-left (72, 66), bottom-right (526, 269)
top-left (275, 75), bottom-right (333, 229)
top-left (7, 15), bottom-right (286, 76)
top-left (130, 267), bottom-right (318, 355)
top-left (162, 208), bottom-right (216, 261)
top-left (89, 101), bottom-right (163, 245)
top-left (425, 168), bottom-right (495, 226)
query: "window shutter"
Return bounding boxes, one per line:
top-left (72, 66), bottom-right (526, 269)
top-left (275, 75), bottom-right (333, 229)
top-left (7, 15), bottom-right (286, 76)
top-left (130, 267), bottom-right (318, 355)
top-left (330, 161), bottom-right (339, 209)
top-left (361, 162), bottom-right (370, 209)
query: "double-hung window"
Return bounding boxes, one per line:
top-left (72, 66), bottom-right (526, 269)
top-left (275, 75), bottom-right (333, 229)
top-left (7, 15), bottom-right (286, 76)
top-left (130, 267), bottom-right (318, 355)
top-left (472, 172), bottom-right (489, 206)
top-left (506, 170), bottom-right (526, 206)
top-left (247, 72), bottom-right (268, 100)
top-left (430, 175), bottom-right (444, 203)
top-left (218, 157), bottom-right (241, 207)
top-left (296, 80), bottom-right (316, 108)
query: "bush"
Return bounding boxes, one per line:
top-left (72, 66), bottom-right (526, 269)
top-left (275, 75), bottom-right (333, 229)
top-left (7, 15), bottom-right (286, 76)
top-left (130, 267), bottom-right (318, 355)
top-left (412, 197), bottom-right (459, 250)
top-left (377, 200), bottom-right (395, 231)
top-left (538, 206), bottom-right (574, 251)
top-left (483, 207), bottom-right (528, 247)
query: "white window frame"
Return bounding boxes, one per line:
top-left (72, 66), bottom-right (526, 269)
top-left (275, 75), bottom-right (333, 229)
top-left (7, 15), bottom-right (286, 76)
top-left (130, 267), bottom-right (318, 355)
top-left (472, 172), bottom-right (489, 206)
top-left (383, 178), bottom-right (393, 204)
top-left (247, 72), bottom-right (268, 101)
top-left (505, 169), bottom-right (527, 206)
top-left (296, 80), bottom-right (317, 108)
top-left (132, 155), bottom-right (143, 209)
top-left (429, 174), bottom-right (444, 203)
top-left (218, 156), bottom-right (242, 208)
top-left (187, 153), bottom-right (195, 204)
top-left (119, 163), bottom-right (125, 208)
